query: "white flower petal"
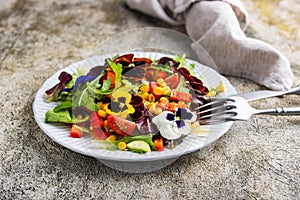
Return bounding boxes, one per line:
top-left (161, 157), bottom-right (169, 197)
top-left (160, 124), bottom-right (182, 140)
top-left (178, 122), bottom-right (191, 135)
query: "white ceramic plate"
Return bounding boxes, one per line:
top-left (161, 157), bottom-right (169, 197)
top-left (33, 52), bottom-right (236, 163)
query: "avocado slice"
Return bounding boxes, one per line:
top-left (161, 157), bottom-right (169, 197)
top-left (127, 140), bottom-right (151, 153)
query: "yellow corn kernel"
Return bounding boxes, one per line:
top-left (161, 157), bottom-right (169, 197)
top-left (163, 86), bottom-right (171, 95)
top-left (159, 97), bottom-right (169, 103)
top-left (177, 101), bottom-right (187, 108)
top-left (118, 142), bottom-right (127, 150)
top-left (141, 92), bottom-right (149, 100)
top-left (156, 78), bottom-right (166, 87)
top-left (98, 110), bottom-right (107, 118)
top-left (153, 86), bottom-right (164, 96)
top-left (107, 135), bottom-right (116, 142)
top-left (147, 103), bottom-right (156, 113)
top-left (148, 93), bottom-right (156, 102)
top-left (140, 85), bottom-right (150, 93)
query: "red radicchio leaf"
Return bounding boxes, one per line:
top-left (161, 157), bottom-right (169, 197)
top-left (155, 57), bottom-right (180, 70)
top-left (177, 67), bottom-right (190, 78)
top-left (45, 71), bottom-right (72, 101)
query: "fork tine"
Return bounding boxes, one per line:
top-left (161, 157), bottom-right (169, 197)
top-left (197, 105), bottom-right (236, 119)
top-left (194, 98), bottom-right (227, 111)
top-left (197, 106), bottom-right (227, 120)
top-left (197, 106), bottom-right (238, 124)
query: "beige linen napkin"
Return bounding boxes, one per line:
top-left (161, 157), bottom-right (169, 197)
top-left (125, 0), bottom-right (294, 90)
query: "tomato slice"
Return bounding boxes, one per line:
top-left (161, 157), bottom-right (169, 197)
top-left (92, 128), bottom-right (110, 140)
top-left (90, 112), bottom-right (104, 128)
top-left (145, 69), bottom-right (167, 81)
top-left (165, 73), bottom-right (180, 89)
top-left (170, 90), bottom-right (192, 103)
top-left (107, 115), bottom-right (136, 136)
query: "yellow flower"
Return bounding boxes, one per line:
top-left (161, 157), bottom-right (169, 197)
top-left (108, 90), bottom-right (135, 119)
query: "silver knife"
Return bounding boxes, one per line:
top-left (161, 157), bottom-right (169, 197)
top-left (234, 85), bottom-right (300, 102)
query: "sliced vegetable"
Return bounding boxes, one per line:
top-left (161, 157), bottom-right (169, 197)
top-left (170, 90), bottom-right (192, 102)
top-left (90, 112), bottom-right (109, 140)
top-left (107, 115), bottom-right (136, 136)
top-left (127, 140), bottom-right (151, 153)
top-left (122, 134), bottom-right (155, 149)
top-left (165, 73), bottom-right (180, 89)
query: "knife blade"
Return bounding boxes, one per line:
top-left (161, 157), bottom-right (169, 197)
top-left (234, 85), bottom-right (300, 102)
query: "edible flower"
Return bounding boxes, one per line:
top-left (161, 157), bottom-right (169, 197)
top-left (105, 90), bottom-right (135, 119)
top-left (152, 108), bottom-right (196, 140)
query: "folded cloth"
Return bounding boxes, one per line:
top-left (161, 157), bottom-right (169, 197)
top-left (125, 0), bottom-right (294, 90)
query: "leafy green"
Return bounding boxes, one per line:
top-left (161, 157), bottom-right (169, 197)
top-left (65, 74), bottom-right (78, 89)
top-left (53, 101), bottom-right (72, 112)
top-left (45, 109), bottom-right (89, 123)
top-left (174, 54), bottom-right (196, 75)
top-left (76, 66), bottom-right (89, 76)
top-left (86, 78), bottom-right (113, 95)
top-left (106, 59), bottom-right (122, 90)
top-left (175, 75), bottom-right (189, 93)
top-left (72, 85), bottom-right (99, 111)
top-left (45, 109), bottom-right (72, 123)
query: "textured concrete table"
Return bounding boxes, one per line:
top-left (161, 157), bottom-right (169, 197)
top-left (1, 0), bottom-right (299, 199)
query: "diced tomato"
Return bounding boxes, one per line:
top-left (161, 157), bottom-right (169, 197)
top-left (149, 82), bottom-right (161, 99)
top-left (70, 125), bottom-right (83, 138)
top-left (149, 82), bottom-right (157, 94)
top-left (157, 101), bottom-right (170, 111)
top-left (165, 73), bottom-right (180, 89)
top-left (170, 90), bottom-right (192, 103)
top-left (154, 136), bottom-right (164, 151)
top-left (107, 115), bottom-right (136, 136)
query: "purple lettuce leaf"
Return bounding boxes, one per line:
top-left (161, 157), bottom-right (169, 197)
top-left (45, 72), bottom-right (72, 101)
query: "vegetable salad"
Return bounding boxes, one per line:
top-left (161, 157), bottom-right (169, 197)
top-left (44, 54), bottom-right (224, 153)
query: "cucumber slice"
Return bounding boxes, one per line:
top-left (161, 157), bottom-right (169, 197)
top-left (127, 140), bottom-right (151, 153)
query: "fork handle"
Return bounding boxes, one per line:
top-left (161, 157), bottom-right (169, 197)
top-left (256, 107), bottom-right (300, 115)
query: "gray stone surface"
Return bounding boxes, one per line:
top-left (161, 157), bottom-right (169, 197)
top-left (0, 0), bottom-right (299, 199)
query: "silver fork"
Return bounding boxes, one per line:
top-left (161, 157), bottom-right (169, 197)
top-left (195, 96), bottom-right (300, 123)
